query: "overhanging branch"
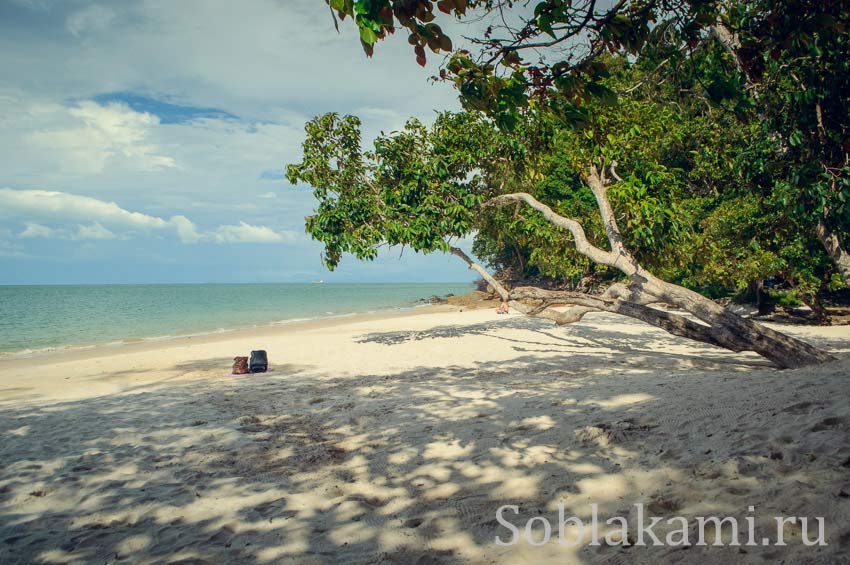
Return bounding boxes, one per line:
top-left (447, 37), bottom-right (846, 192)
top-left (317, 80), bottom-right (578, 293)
top-left (449, 245), bottom-right (509, 301)
top-left (487, 192), bottom-right (620, 268)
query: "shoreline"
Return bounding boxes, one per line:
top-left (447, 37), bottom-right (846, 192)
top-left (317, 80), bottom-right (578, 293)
top-left (0, 282), bottom-right (477, 360)
top-left (0, 302), bottom-right (459, 367)
top-left (2, 291), bottom-right (846, 368)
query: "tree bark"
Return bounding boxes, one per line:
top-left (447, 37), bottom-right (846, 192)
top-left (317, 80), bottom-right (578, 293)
top-left (509, 286), bottom-right (742, 351)
top-left (816, 221), bottom-right (850, 288)
top-left (449, 246), bottom-right (510, 301)
top-left (746, 280), bottom-right (774, 316)
top-left (449, 248), bottom-right (743, 351)
top-left (485, 165), bottom-right (835, 369)
top-left (711, 20), bottom-right (751, 89)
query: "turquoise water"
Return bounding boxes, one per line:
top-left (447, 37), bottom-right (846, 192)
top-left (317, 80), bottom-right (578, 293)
top-left (0, 283), bottom-right (473, 355)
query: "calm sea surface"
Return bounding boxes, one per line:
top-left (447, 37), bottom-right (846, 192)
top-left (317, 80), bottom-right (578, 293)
top-left (0, 283), bottom-right (473, 355)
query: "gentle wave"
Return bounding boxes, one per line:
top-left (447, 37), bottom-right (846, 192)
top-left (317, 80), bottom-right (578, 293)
top-left (0, 285), bottom-right (466, 359)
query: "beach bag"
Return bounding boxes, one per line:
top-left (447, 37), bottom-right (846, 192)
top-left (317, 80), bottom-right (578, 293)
top-left (232, 356), bottom-right (249, 375)
top-left (249, 350), bottom-right (268, 373)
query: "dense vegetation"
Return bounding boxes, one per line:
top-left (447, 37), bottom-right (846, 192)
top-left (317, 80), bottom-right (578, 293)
top-left (287, 1), bottom-right (848, 367)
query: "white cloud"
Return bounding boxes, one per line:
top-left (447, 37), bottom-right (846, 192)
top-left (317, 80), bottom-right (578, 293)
top-left (258, 191), bottom-right (277, 199)
top-left (211, 221), bottom-right (294, 244)
top-left (1, 1), bottom-right (463, 125)
top-left (72, 222), bottom-right (116, 240)
top-left (24, 101), bottom-right (176, 173)
top-left (20, 221), bottom-right (116, 241)
top-left (0, 227), bottom-right (26, 257)
top-left (0, 1), bottom-right (484, 282)
top-left (67, 4), bottom-right (116, 37)
top-left (0, 90), bottom-right (304, 206)
top-left (169, 214), bottom-right (203, 244)
top-left (1, 188), bottom-right (292, 245)
top-left (20, 223), bottom-right (56, 239)
top-left (0, 188), bottom-right (169, 229)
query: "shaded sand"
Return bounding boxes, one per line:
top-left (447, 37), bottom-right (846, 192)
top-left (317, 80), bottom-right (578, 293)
top-left (1, 308), bottom-right (849, 563)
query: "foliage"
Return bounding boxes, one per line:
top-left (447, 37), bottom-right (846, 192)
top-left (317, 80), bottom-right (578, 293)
top-left (325, 0), bottom-right (468, 60)
top-left (293, 1), bottom-right (849, 315)
top-left (730, 0), bottom-right (850, 238)
top-left (286, 112), bottom-right (510, 269)
top-left (326, 1), bottom-right (849, 232)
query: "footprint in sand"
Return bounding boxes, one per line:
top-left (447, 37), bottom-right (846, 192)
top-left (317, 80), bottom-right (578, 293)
top-left (347, 493), bottom-right (388, 508)
top-left (782, 400), bottom-right (825, 415)
top-left (206, 525), bottom-right (236, 546)
top-left (252, 498), bottom-right (297, 520)
top-left (810, 416), bottom-right (846, 432)
top-left (4, 534), bottom-right (26, 546)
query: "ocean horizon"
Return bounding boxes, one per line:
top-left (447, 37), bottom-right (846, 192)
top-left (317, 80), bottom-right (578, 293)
top-left (0, 282), bottom-right (474, 356)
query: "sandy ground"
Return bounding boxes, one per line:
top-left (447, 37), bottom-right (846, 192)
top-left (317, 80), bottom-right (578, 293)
top-left (1, 307), bottom-right (849, 564)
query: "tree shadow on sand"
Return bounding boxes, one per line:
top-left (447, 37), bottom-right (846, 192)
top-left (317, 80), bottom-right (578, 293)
top-left (1, 319), bottom-right (848, 564)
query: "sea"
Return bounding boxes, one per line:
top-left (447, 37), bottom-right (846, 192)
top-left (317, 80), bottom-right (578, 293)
top-left (0, 282), bottom-right (474, 356)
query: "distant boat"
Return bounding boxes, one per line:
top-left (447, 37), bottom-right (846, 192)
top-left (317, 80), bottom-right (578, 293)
top-left (311, 280), bottom-right (325, 284)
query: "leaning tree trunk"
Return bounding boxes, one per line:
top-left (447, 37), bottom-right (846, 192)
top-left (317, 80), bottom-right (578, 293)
top-left (816, 221), bottom-right (850, 288)
top-left (452, 164), bottom-right (835, 369)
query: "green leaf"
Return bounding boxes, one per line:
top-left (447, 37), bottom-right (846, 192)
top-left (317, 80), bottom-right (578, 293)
top-left (538, 15), bottom-right (555, 38)
top-left (534, 2), bottom-right (547, 18)
top-left (359, 25), bottom-right (378, 46)
top-left (585, 82), bottom-right (618, 106)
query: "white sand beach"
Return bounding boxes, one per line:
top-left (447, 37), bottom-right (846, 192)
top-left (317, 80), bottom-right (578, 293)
top-left (1, 307), bottom-right (849, 564)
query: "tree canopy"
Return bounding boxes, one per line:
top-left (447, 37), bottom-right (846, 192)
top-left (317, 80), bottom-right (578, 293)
top-left (286, 1), bottom-right (848, 367)
top-left (314, 0), bottom-right (849, 295)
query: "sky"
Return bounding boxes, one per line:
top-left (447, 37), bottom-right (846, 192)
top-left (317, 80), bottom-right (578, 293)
top-left (0, 0), bottom-right (481, 284)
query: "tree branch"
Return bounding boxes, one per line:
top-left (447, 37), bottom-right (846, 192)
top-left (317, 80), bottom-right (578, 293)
top-left (448, 245), bottom-right (510, 301)
top-left (816, 221), bottom-right (850, 286)
top-left (585, 165), bottom-right (631, 261)
top-left (509, 286), bottom-right (742, 350)
top-left (487, 192), bottom-right (620, 267)
top-left (447, 244), bottom-right (561, 318)
top-left (609, 160), bottom-right (623, 182)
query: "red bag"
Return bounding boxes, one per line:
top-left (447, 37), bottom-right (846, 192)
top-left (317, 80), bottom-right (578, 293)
top-left (232, 356), bottom-right (249, 375)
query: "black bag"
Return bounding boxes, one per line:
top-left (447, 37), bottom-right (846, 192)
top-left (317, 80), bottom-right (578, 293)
top-left (249, 350), bottom-right (268, 373)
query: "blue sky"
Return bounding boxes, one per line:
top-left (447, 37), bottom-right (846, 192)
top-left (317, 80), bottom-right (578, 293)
top-left (0, 0), bottom-right (480, 284)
